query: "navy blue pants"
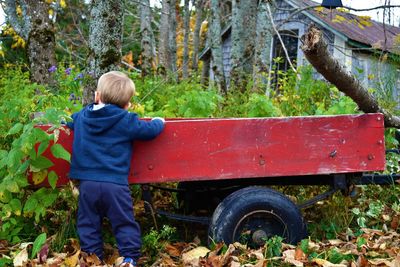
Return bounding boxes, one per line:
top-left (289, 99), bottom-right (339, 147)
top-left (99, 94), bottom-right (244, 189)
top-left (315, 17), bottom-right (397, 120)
top-left (77, 180), bottom-right (141, 261)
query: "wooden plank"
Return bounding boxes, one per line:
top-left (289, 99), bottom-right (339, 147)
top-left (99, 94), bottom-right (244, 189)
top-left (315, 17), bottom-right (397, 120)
top-left (36, 113), bottom-right (386, 186)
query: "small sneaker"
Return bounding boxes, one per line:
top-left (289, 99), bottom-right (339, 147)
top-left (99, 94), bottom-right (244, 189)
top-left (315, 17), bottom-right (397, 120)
top-left (119, 257), bottom-right (136, 267)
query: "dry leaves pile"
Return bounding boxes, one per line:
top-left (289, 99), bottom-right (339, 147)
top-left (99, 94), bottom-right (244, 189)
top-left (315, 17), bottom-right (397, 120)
top-left (3, 228), bottom-right (400, 267)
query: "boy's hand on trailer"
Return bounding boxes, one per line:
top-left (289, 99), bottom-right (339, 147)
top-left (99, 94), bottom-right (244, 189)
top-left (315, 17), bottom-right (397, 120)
top-left (152, 117), bottom-right (165, 124)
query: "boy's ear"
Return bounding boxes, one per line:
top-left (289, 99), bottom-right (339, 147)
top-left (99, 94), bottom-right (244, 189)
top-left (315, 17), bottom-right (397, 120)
top-left (94, 91), bottom-right (100, 103)
top-left (124, 102), bottom-right (132, 110)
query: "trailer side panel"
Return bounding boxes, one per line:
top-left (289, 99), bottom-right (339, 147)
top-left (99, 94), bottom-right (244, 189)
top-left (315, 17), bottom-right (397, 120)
top-left (37, 113), bottom-right (385, 186)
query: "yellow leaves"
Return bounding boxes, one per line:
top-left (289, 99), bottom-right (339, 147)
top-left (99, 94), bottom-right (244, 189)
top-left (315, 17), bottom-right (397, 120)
top-left (31, 169), bottom-right (48, 185)
top-left (46, 0), bottom-right (66, 8)
top-left (122, 51), bottom-right (134, 66)
top-left (2, 25), bottom-right (26, 49)
top-left (16, 6), bottom-right (22, 16)
top-left (133, 103), bottom-right (145, 115)
top-left (200, 20), bottom-right (208, 37)
top-left (314, 6), bottom-right (325, 13)
top-left (358, 16), bottom-right (373, 27)
top-left (312, 258), bottom-right (347, 267)
top-left (368, 73), bottom-right (375, 81)
top-left (331, 14), bottom-right (372, 30)
top-left (332, 15), bottom-right (347, 23)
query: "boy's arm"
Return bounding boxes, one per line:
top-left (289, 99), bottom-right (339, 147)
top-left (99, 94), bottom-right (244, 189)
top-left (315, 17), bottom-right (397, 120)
top-left (131, 116), bottom-right (165, 140)
top-left (64, 113), bottom-right (77, 130)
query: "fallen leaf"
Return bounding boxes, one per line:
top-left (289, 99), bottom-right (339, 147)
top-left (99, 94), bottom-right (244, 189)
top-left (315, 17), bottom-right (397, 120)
top-left (391, 215), bottom-right (399, 230)
top-left (165, 243), bottom-right (185, 257)
top-left (38, 243), bottom-right (49, 263)
top-left (13, 248), bottom-right (28, 267)
top-left (312, 258), bottom-right (347, 267)
top-left (283, 250), bottom-right (304, 267)
top-left (182, 246), bottom-right (210, 266)
top-left (392, 256), bottom-right (400, 267)
top-left (64, 249), bottom-right (80, 267)
top-left (294, 247), bottom-right (306, 261)
top-left (368, 258), bottom-right (393, 266)
top-left (356, 255), bottom-right (369, 267)
top-left (327, 239), bottom-right (345, 246)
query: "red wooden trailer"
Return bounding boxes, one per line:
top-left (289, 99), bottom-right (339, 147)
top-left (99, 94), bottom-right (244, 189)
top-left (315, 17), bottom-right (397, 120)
top-left (34, 113), bottom-right (398, 246)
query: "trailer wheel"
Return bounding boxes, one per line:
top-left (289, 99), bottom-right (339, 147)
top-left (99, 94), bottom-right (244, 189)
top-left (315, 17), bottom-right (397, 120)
top-left (208, 187), bottom-right (307, 247)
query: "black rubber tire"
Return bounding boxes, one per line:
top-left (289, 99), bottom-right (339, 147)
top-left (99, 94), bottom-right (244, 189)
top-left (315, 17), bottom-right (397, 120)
top-left (208, 186), bottom-right (307, 246)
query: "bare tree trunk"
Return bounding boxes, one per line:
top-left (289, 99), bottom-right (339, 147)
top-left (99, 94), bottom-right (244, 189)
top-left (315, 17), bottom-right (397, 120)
top-left (230, 0), bottom-right (257, 90)
top-left (140, 0), bottom-right (156, 77)
top-left (210, 0), bottom-right (226, 94)
top-left (253, 0), bottom-right (274, 94)
top-left (158, 0), bottom-right (170, 75)
top-left (83, 0), bottom-right (124, 105)
top-left (4, 0), bottom-right (57, 87)
top-left (191, 0), bottom-right (205, 73)
top-left (201, 57), bottom-right (210, 85)
top-left (301, 25), bottom-right (400, 128)
top-left (168, 0), bottom-right (178, 81)
top-left (182, 0), bottom-right (191, 79)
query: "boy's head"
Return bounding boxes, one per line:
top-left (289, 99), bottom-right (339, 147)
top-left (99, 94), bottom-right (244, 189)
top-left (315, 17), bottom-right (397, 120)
top-left (96, 71), bottom-right (135, 109)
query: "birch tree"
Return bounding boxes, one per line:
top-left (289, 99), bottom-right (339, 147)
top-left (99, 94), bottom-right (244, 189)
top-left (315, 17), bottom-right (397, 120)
top-left (253, 0), bottom-right (274, 94)
top-left (182, 0), bottom-right (191, 79)
top-left (158, 0), bottom-right (170, 75)
top-left (168, 0), bottom-right (178, 80)
top-left (191, 0), bottom-right (205, 72)
top-left (230, 0), bottom-right (257, 90)
top-left (83, 0), bottom-right (124, 105)
top-left (210, 0), bottom-right (226, 94)
top-left (4, 0), bottom-right (57, 87)
top-left (139, 0), bottom-right (156, 76)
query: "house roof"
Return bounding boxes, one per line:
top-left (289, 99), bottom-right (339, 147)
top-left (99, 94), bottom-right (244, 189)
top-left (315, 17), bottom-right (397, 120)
top-left (299, 0), bottom-right (400, 52)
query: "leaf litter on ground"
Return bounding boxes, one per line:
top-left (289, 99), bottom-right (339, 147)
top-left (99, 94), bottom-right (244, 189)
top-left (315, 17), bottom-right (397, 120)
top-left (4, 227), bottom-right (400, 267)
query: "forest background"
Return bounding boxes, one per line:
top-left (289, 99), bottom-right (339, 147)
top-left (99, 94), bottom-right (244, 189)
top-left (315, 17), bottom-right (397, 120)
top-left (0, 0), bottom-right (400, 266)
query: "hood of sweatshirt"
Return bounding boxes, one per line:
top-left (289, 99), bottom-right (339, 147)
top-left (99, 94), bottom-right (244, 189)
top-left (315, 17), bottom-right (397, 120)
top-left (79, 104), bottom-right (127, 134)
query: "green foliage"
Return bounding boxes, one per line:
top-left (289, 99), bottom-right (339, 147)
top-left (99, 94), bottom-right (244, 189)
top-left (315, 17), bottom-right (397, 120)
top-left (264, 236), bottom-right (283, 258)
top-left (274, 66), bottom-right (334, 116)
top-left (0, 67), bottom-right (74, 244)
top-left (246, 93), bottom-right (281, 117)
top-left (141, 225), bottom-right (176, 261)
top-left (31, 233), bottom-right (47, 259)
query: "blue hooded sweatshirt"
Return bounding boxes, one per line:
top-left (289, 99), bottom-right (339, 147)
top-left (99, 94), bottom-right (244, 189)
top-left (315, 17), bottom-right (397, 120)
top-left (67, 104), bottom-right (164, 185)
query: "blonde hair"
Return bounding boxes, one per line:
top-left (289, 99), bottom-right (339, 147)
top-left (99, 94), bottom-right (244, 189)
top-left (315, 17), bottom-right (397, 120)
top-left (97, 71), bottom-right (136, 108)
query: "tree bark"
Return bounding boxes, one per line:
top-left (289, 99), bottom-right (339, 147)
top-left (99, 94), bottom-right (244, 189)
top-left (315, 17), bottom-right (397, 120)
top-left (253, 0), bottom-right (274, 94)
top-left (168, 0), bottom-right (178, 81)
top-left (191, 0), bottom-right (204, 73)
top-left (158, 0), bottom-right (170, 75)
top-left (182, 0), bottom-right (191, 79)
top-left (210, 0), bottom-right (226, 94)
top-left (83, 0), bottom-right (124, 106)
top-left (301, 25), bottom-right (400, 128)
top-left (230, 0), bottom-right (257, 90)
top-left (4, 0), bottom-right (57, 87)
top-left (139, 0), bottom-right (156, 77)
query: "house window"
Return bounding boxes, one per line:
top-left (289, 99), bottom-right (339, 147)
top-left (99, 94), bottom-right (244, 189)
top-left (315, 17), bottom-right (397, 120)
top-left (272, 30), bottom-right (299, 73)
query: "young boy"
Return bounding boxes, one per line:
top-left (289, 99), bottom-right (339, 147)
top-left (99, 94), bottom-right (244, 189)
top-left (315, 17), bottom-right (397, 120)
top-left (66, 71), bottom-right (165, 267)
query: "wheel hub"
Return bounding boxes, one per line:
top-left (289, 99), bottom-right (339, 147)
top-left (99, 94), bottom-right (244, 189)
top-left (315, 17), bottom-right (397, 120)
top-left (252, 229), bottom-right (268, 245)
